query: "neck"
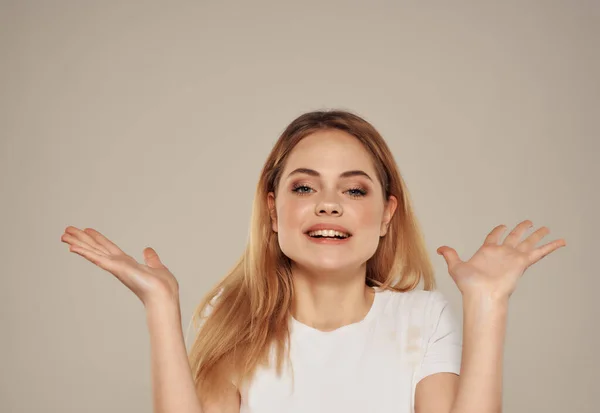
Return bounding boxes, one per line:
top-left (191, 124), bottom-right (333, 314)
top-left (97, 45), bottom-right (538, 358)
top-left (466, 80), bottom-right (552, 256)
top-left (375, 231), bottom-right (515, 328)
top-left (290, 263), bottom-right (375, 332)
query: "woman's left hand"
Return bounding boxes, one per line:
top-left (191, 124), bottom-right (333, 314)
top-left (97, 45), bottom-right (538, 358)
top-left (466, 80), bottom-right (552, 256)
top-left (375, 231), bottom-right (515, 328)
top-left (436, 220), bottom-right (567, 301)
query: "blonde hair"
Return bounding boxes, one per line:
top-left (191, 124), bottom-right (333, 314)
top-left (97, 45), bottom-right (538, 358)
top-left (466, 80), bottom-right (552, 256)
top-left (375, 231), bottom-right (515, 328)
top-left (187, 109), bottom-right (436, 402)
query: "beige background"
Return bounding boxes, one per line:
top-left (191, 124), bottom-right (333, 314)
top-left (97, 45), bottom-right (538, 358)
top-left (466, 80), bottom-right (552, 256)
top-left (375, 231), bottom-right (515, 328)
top-left (1, 1), bottom-right (597, 412)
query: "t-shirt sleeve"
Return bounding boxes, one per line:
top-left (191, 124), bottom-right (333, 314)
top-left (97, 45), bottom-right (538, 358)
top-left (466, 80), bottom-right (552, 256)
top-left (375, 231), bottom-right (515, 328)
top-left (414, 290), bottom-right (462, 384)
top-left (184, 287), bottom-right (224, 348)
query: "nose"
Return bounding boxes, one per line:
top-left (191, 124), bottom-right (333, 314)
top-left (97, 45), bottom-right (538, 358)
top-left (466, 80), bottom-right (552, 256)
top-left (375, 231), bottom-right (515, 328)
top-left (315, 198), bottom-right (343, 216)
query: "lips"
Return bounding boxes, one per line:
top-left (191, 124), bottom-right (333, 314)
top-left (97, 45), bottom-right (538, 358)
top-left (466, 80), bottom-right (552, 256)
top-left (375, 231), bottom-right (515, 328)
top-left (304, 223), bottom-right (352, 237)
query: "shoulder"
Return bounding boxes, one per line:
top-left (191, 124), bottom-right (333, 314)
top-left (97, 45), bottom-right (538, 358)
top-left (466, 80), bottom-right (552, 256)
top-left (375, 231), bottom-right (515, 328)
top-left (379, 288), bottom-right (450, 314)
top-left (376, 288), bottom-right (455, 330)
top-left (186, 287), bottom-right (226, 342)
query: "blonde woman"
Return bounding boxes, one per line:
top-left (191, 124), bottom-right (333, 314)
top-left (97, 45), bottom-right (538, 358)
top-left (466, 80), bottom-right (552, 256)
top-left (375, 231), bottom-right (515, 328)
top-left (61, 110), bottom-right (566, 413)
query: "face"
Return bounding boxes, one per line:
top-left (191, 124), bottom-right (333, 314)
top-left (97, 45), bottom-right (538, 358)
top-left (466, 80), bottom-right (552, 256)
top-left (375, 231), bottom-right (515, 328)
top-left (267, 129), bottom-right (398, 274)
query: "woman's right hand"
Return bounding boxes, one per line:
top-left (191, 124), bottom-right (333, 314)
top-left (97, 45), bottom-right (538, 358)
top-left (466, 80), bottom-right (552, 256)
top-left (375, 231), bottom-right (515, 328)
top-left (61, 226), bottom-right (180, 307)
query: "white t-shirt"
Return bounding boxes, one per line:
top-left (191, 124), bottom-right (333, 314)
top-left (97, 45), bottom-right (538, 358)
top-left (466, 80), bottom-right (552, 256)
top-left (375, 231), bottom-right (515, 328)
top-left (237, 288), bottom-right (462, 413)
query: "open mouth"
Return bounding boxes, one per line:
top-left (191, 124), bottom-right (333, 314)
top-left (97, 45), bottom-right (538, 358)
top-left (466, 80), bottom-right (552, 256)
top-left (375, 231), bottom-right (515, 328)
top-left (306, 229), bottom-right (351, 240)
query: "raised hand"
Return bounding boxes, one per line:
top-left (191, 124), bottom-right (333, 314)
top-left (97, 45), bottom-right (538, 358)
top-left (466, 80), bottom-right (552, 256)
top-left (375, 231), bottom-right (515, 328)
top-left (60, 226), bottom-right (179, 306)
top-left (436, 220), bottom-right (567, 301)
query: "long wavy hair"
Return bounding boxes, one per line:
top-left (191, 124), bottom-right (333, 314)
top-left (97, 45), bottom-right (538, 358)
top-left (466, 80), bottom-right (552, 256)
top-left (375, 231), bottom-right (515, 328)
top-left (187, 109), bottom-right (436, 403)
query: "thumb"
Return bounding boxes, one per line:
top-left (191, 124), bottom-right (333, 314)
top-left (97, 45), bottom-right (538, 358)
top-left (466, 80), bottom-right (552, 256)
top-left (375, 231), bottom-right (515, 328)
top-left (143, 247), bottom-right (167, 269)
top-left (436, 246), bottom-right (462, 269)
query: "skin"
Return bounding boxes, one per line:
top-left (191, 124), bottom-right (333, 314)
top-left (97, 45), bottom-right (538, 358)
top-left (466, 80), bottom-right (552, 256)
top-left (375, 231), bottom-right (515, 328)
top-left (58, 129), bottom-right (398, 413)
top-left (267, 129), bottom-right (398, 332)
top-left (429, 221), bottom-right (566, 413)
top-left (60, 129), bottom-right (566, 413)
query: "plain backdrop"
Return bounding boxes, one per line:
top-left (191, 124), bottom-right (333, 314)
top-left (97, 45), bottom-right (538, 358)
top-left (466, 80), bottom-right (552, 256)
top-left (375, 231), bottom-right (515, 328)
top-left (1, 1), bottom-right (597, 412)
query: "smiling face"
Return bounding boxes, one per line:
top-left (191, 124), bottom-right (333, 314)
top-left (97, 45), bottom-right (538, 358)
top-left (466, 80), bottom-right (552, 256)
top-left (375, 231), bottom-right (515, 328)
top-left (267, 129), bottom-right (398, 275)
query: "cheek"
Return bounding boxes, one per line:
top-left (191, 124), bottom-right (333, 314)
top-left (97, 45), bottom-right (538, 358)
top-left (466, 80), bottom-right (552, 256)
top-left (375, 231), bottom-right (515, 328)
top-left (276, 197), bottom-right (312, 233)
top-left (351, 201), bottom-right (386, 258)
top-left (275, 197), bottom-right (312, 258)
top-left (353, 201), bottom-right (384, 232)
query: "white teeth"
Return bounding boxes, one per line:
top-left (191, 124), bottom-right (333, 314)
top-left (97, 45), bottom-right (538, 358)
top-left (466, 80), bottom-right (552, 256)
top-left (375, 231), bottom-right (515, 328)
top-left (307, 229), bottom-right (349, 238)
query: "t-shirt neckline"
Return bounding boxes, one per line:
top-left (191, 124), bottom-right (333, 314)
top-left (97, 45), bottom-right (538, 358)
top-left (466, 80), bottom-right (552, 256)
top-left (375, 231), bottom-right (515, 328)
top-left (290, 287), bottom-right (383, 335)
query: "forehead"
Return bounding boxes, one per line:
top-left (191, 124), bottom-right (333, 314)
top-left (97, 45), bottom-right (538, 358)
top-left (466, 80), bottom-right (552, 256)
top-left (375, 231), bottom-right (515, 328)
top-left (283, 129), bottom-right (375, 173)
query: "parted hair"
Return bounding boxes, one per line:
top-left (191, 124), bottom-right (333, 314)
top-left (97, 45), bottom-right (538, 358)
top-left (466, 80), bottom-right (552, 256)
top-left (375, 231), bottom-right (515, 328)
top-left (187, 109), bottom-right (436, 403)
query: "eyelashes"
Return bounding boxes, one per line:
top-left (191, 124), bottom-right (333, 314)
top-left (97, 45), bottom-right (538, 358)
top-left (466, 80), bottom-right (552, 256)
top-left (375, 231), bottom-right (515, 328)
top-left (347, 187), bottom-right (368, 197)
top-left (291, 183), bottom-right (368, 198)
top-left (291, 184), bottom-right (314, 195)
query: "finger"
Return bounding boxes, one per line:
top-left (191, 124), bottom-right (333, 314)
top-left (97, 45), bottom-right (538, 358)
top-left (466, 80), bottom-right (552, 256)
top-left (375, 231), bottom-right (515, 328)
top-left (70, 244), bottom-right (113, 270)
top-left (143, 247), bottom-right (167, 269)
top-left (436, 246), bottom-right (462, 269)
top-left (83, 228), bottom-right (124, 255)
top-left (528, 239), bottom-right (567, 265)
top-left (503, 220), bottom-right (533, 247)
top-left (65, 226), bottom-right (110, 255)
top-left (62, 233), bottom-right (107, 257)
top-left (484, 225), bottom-right (508, 245)
top-left (69, 245), bottom-right (128, 286)
top-left (518, 226), bottom-right (551, 251)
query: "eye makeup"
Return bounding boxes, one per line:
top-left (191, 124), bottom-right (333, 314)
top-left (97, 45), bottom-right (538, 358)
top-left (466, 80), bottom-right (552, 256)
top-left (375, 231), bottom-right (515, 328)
top-left (291, 183), bottom-right (315, 195)
top-left (346, 187), bottom-right (368, 197)
top-left (289, 181), bottom-right (368, 198)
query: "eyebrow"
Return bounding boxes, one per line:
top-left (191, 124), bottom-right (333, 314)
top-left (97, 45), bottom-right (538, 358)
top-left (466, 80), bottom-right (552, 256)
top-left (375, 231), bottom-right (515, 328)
top-left (286, 168), bottom-right (373, 182)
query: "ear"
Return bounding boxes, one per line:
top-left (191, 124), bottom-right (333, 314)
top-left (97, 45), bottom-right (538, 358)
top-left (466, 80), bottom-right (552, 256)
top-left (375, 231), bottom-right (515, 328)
top-left (267, 192), bottom-right (278, 233)
top-left (380, 195), bottom-right (398, 237)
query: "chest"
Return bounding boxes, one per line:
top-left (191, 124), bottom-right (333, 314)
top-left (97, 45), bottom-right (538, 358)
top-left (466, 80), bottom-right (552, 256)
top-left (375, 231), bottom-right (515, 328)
top-left (239, 322), bottom-right (425, 413)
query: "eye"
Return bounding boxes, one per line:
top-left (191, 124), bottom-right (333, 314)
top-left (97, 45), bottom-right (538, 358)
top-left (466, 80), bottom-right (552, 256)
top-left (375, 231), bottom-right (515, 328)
top-left (291, 184), bottom-right (314, 195)
top-left (346, 187), bottom-right (367, 197)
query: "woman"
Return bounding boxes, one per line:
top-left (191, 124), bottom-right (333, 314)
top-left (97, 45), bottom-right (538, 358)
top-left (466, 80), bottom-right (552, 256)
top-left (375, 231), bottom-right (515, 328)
top-left (61, 110), bottom-right (566, 413)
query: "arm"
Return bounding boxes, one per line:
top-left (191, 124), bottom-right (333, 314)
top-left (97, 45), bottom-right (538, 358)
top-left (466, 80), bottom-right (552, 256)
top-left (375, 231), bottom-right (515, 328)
top-left (421, 220), bottom-right (566, 413)
top-left (59, 227), bottom-right (239, 412)
top-left (146, 295), bottom-right (240, 413)
top-left (415, 294), bottom-right (506, 413)
top-left (146, 296), bottom-right (205, 413)
top-left (450, 294), bottom-right (507, 413)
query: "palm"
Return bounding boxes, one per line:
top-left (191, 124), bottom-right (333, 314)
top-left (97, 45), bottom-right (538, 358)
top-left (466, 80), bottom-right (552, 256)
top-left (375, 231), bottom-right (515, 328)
top-left (61, 226), bottom-right (179, 305)
top-left (437, 220), bottom-right (567, 300)
top-left (449, 244), bottom-right (528, 298)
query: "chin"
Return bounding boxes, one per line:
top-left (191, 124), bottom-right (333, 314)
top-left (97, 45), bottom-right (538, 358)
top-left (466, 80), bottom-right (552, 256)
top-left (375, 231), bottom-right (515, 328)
top-left (310, 259), bottom-right (351, 272)
top-left (291, 254), bottom-right (362, 274)
top-left (280, 239), bottom-right (374, 275)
